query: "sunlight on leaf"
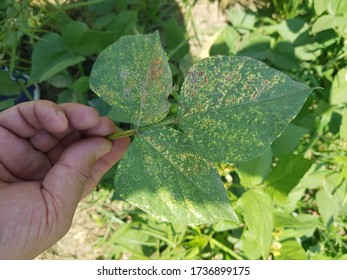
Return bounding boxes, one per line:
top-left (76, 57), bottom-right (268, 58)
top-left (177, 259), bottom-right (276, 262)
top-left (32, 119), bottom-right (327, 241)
top-left (114, 126), bottom-right (238, 225)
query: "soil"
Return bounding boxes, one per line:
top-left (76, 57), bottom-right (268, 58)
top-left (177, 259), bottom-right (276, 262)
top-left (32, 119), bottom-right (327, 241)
top-left (36, 196), bottom-right (108, 259)
top-left (181, 0), bottom-right (227, 58)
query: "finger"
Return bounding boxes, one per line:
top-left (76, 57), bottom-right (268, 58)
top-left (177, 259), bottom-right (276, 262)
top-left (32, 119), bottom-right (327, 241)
top-left (81, 135), bottom-right (130, 197)
top-left (39, 103), bottom-right (101, 146)
top-left (42, 137), bottom-right (112, 218)
top-left (0, 126), bottom-right (51, 181)
top-left (28, 104), bottom-right (105, 154)
top-left (28, 130), bottom-right (60, 153)
top-left (45, 118), bottom-right (116, 164)
top-left (28, 129), bottom-right (81, 155)
top-left (52, 117), bottom-right (116, 151)
top-left (0, 162), bottom-right (19, 183)
top-left (23, 128), bottom-right (82, 161)
top-left (0, 100), bottom-right (68, 138)
top-left (81, 117), bottom-right (117, 137)
top-left (58, 103), bottom-right (100, 130)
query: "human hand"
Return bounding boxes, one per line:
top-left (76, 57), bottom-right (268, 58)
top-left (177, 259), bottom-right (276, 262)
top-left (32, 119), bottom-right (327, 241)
top-left (0, 101), bottom-right (129, 259)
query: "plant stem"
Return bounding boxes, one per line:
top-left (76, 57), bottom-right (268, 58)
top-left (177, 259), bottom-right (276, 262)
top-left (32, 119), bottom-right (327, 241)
top-left (107, 116), bottom-right (178, 141)
top-left (167, 37), bottom-right (190, 59)
top-left (210, 238), bottom-right (244, 260)
top-left (62, 0), bottom-right (105, 10)
top-left (107, 129), bottom-right (136, 140)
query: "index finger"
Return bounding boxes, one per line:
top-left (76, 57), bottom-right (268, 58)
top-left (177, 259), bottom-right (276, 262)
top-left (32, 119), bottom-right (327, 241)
top-left (0, 100), bottom-right (69, 138)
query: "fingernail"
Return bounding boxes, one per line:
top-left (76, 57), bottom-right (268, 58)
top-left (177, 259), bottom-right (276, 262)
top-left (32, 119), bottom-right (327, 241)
top-left (57, 109), bottom-right (68, 124)
top-left (96, 141), bottom-right (112, 160)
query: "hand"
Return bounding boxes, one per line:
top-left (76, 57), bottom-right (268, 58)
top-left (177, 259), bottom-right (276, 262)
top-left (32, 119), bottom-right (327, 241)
top-left (0, 101), bottom-right (129, 259)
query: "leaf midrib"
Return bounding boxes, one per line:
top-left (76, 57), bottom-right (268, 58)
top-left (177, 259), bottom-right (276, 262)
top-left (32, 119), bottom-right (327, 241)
top-left (134, 36), bottom-right (156, 129)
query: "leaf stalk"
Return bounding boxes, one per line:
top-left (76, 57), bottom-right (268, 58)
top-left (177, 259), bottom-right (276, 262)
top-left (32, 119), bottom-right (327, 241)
top-left (107, 116), bottom-right (178, 141)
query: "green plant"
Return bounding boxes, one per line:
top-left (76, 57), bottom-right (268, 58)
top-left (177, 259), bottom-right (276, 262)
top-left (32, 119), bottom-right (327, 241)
top-left (3, 0), bottom-right (345, 260)
top-left (89, 31), bottom-right (312, 225)
top-left (0, 0), bottom-right (188, 109)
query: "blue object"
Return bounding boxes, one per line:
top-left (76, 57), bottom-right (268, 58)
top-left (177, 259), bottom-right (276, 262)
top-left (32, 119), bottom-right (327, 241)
top-left (0, 69), bottom-right (40, 104)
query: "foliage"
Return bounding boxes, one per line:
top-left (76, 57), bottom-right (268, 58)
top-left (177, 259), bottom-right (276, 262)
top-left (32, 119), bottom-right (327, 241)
top-left (206, 0), bottom-right (347, 260)
top-left (90, 31), bottom-right (311, 225)
top-left (0, 0), bottom-right (346, 260)
top-left (0, 0), bottom-right (187, 107)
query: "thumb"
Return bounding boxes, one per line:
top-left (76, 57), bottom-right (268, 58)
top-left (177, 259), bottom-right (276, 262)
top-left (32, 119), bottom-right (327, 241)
top-left (42, 137), bottom-right (112, 219)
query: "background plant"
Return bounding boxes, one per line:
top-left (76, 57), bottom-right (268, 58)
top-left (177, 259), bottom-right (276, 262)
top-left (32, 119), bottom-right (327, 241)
top-left (1, 0), bottom-right (346, 260)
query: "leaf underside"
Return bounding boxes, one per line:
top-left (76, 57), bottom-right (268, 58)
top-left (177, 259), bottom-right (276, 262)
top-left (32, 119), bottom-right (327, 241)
top-left (114, 126), bottom-right (238, 225)
top-left (89, 31), bottom-right (171, 128)
top-left (178, 55), bottom-right (312, 164)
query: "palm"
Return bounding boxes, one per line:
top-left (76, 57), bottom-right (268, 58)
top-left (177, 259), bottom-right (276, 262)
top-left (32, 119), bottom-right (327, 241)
top-left (0, 101), bottom-right (129, 259)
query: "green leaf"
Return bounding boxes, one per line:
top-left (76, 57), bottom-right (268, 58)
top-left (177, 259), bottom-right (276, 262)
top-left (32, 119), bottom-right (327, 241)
top-left (107, 107), bottom-right (132, 123)
top-left (238, 189), bottom-right (273, 259)
top-left (45, 71), bottom-right (73, 88)
top-left (328, 0), bottom-right (347, 15)
top-left (312, 15), bottom-right (347, 34)
top-left (69, 76), bottom-right (90, 94)
top-left (236, 148), bottom-right (272, 187)
top-left (285, 165), bottom-right (334, 211)
top-left (0, 99), bottom-right (15, 110)
top-left (276, 18), bottom-right (308, 43)
top-left (30, 33), bottom-right (85, 82)
top-left (226, 8), bottom-right (257, 33)
top-left (330, 67), bottom-right (347, 105)
top-left (162, 18), bottom-right (189, 59)
top-left (212, 220), bottom-right (239, 232)
top-left (264, 154), bottom-right (312, 203)
top-left (269, 41), bottom-right (299, 70)
top-left (340, 108), bottom-right (347, 139)
top-left (114, 126), bottom-right (238, 225)
top-left (90, 32), bottom-right (171, 128)
top-left (108, 222), bottom-right (152, 259)
top-left (241, 231), bottom-right (263, 259)
top-left (239, 37), bottom-right (299, 69)
top-left (237, 36), bottom-right (271, 61)
top-left (274, 212), bottom-right (320, 238)
top-left (316, 188), bottom-right (340, 227)
top-left (0, 70), bottom-right (21, 96)
top-left (103, 11), bottom-right (137, 38)
top-left (271, 123), bottom-right (308, 156)
top-left (62, 21), bottom-right (115, 56)
top-left (92, 14), bottom-right (115, 30)
top-left (210, 26), bottom-right (241, 56)
top-left (322, 171), bottom-right (344, 193)
top-left (314, 0), bottom-right (328, 15)
top-left (178, 55), bottom-right (312, 164)
top-left (314, 0), bottom-right (347, 16)
top-left (295, 42), bottom-right (323, 61)
top-left (275, 240), bottom-right (307, 260)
